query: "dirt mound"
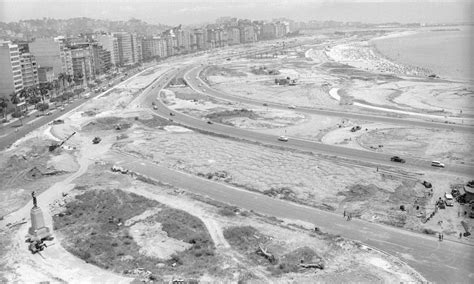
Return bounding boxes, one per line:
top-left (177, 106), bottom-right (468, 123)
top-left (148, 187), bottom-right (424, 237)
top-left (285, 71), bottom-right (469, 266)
top-left (338, 184), bottom-right (385, 202)
top-left (82, 117), bottom-right (133, 132)
top-left (206, 108), bottom-right (259, 124)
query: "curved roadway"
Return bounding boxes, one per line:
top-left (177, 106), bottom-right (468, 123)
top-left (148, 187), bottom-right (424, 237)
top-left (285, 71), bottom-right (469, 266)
top-left (121, 69), bottom-right (474, 283)
top-left (179, 66), bottom-right (473, 177)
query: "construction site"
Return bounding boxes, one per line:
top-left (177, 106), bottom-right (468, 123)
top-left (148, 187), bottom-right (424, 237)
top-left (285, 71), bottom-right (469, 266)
top-left (0, 29), bottom-right (473, 283)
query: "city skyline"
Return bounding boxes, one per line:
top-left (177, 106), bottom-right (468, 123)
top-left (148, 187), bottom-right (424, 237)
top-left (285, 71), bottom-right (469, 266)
top-left (0, 0), bottom-right (472, 25)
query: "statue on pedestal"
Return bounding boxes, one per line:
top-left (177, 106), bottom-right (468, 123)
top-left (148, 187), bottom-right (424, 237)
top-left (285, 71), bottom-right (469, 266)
top-left (28, 190), bottom-right (52, 242)
top-left (32, 191), bottom-right (38, 208)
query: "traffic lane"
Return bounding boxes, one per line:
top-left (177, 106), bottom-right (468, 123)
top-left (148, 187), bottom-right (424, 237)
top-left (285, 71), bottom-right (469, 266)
top-left (153, 98), bottom-right (473, 176)
top-left (112, 155), bottom-right (473, 283)
top-left (185, 67), bottom-right (474, 133)
top-left (0, 65), bottom-right (169, 150)
top-left (0, 97), bottom-right (90, 150)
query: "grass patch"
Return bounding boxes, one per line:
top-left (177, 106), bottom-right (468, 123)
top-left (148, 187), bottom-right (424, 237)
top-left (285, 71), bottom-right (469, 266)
top-left (270, 247), bottom-right (323, 275)
top-left (53, 189), bottom-right (220, 279)
top-left (205, 109), bottom-right (259, 124)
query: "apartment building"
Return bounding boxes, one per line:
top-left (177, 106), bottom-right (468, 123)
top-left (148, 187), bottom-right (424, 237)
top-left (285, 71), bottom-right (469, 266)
top-left (226, 27), bottom-right (241, 45)
top-left (95, 34), bottom-right (119, 66)
top-left (29, 37), bottom-right (73, 76)
top-left (0, 41), bottom-right (23, 99)
top-left (19, 52), bottom-right (39, 88)
top-left (142, 37), bottom-right (167, 60)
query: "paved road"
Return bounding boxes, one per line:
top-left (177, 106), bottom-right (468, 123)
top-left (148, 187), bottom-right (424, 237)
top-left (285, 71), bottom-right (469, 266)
top-left (143, 67), bottom-right (473, 177)
top-left (185, 66), bottom-right (474, 133)
top-left (109, 152), bottom-right (474, 283)
top-left (0, 66), bottom-right (165, 151)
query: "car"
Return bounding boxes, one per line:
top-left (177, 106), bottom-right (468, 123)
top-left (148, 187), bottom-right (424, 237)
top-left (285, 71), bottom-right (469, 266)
top-left (151, 102), bottom-right (156, 106)
top-left (350, 125), bottom-right (362, 132)
top-left (444, 192), bottom-right (454, 206)
top-left (422, 181), bottom-right (432, 188)
top-left (153, 105), bottom-right (158, 110)
top-left (263, 103), bottom-right (268, 106)
top-left (207, 120), bottom-right (213, 124)
top-left (169, 112), bottom-right (175, 116)
top-left (278, 136), bottom-right (289, 142)
top-left (46, 111), bottom-right (53, 115)
top-left (431, 161), bottom-right (445, 168)
top-left (92, 137), bottom-right (102, 144)
top-left (59, 107), bottom-right (65, 111)
top-left (390, 156), bottom-right (406, 163)
top-left (288, 105), bottom-right (296, 109)
top-left (52, 119), bottom-right (64, 125)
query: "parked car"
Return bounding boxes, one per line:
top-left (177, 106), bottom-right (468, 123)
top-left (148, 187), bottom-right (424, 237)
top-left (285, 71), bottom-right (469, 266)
top-left (431, 161), bottom-right (445, 168)
top-left (153, 105), bottom-right (158, 110)
top-left (288, 105), bottom-right (296, 109)
top-left (46, 111), bottom-right (53, 115)
top-left (207, 120), bottom-right (213, 124)
top-left (169, 112), bottom-right (175, 116)
top-left (263, 103), bottom-right (268, 106)
top-left (390, 156), bottom-right (406, 163)
top-left (350, 125), bottom-right (362, 132)
top-left (52, 119), bottom-right (64, 125)
top-left (278, 136), bottom-right (289, 142)
top-left (444, 192), bottom-right (454, 206)
top-left (422, 181), bottom-right (432, 188)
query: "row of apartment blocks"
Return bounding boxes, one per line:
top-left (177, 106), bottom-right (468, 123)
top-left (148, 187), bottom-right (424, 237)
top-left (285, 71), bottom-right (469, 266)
top-left (1, 20), bottom-right (291, 99)
top-left (141, 21), bottom-right (290, 60)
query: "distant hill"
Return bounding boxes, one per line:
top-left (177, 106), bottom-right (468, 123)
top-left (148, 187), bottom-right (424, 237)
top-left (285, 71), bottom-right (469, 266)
top-left (0, 17), bottom-right (171, 40)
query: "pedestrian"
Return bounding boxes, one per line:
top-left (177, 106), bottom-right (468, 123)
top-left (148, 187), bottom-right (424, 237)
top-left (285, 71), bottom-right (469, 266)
top-left (459, 232), bottom-right (462, 239)
top-left (343, 210), bottom-right (346, 218)
top-left (439, 233), bottom-right (442, 241)
top-left (442, 233), bottom-right (444, 240)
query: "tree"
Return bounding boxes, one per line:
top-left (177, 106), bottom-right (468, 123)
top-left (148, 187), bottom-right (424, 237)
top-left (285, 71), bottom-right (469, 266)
top-left (10, 92), bottom-right (23, 125)
top-left (0, 97), bottom-right (8, 119)
top-left (58, 73), bottom-right (67, 94)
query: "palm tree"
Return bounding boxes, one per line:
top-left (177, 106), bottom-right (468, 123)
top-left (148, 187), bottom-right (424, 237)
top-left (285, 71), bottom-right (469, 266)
top-left (39, 85), bottom-right (49, 103)
top-left (58, 73), bottom-right (67, 94)
top-left (52, 80), bottom-right (60, 98)
top-left (0, 97), bottom-right (8, 119)
top-left (66, 74), bottom-right (73, 90)
top-left (10, 92), bottom-right (23, 125)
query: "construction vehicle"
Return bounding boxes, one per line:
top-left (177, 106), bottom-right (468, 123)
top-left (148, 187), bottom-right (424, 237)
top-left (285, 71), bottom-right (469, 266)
top-left (28, 240), bottom-right (47, 254)
top-left (92, 137), bottom-right (102, 144)
top-left (49, 131), bottom-right (76, 151)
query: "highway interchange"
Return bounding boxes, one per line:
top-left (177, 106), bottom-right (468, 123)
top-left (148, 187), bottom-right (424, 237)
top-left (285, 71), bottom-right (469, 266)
top-left (2, 46), bottom-right (473, 282)
top-left (132, 64), bottom-right (474, 282)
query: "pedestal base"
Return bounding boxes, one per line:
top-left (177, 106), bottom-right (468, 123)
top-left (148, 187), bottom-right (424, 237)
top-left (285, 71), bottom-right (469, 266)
top-left (28, 206), bottom-right (52, 241)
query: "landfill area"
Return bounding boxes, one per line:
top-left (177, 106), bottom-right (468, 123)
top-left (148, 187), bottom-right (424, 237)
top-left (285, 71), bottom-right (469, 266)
top-left (0, 33), bottom-right (473, 283)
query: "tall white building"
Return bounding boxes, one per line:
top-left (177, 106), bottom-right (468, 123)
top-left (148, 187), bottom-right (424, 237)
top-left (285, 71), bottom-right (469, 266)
top-left (0, 41), bottom-right (23, 99)
top-left (95, 34), bottom-right (119, 66)
top-left (113, 32), bottom-right (141, 66)
top-left (20, 52), bottom-right (39, 88)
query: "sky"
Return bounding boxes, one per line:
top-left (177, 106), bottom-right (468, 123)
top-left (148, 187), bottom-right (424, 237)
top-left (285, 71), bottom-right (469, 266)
top-left (0, 0), bottom-right (472, 25)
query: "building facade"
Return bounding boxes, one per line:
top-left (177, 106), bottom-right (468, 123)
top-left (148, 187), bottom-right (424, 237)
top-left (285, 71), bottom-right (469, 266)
top-left (29, 37), bottom-right (73, 76)
top-left (0, 41), bottom-right (23, 98)
top-left (19, 52), bottom-right (39, 88)
top-left (95, 34), bottom-right (119, 66)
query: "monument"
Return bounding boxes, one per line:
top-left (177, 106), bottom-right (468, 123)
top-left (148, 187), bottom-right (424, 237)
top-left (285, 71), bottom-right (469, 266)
top-left (28, 191), bottom-right (52, 241)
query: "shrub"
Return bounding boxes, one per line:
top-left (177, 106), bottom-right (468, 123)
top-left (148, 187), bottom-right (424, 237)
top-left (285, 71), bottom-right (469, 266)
top-left (218, 208), bottom-right (236, 217)
top-left (36, 102), bottom-right (49, 111)
top-left (11, 110), bottom-right (24, 118)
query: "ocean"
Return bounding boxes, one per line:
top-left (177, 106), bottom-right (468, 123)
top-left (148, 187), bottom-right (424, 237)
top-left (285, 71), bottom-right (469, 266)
top-left (371, 27), bottom-right (473, 81)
